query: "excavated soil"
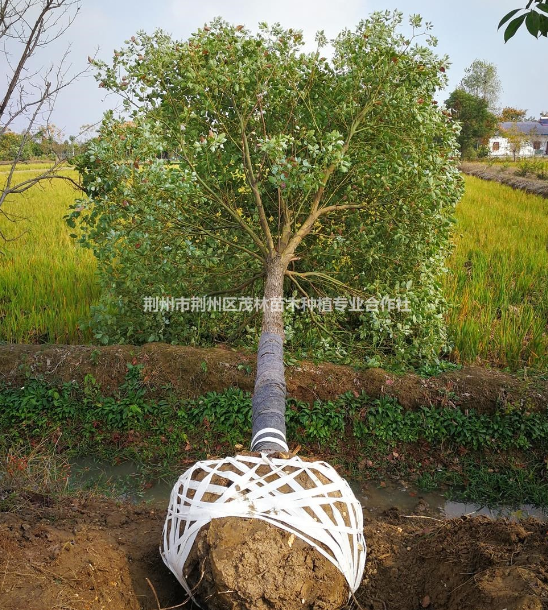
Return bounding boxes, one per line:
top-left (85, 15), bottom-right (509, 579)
top-left (1, 495), bottom-right (548, 610)
top-left (0, 343), bottom-right (546, 413)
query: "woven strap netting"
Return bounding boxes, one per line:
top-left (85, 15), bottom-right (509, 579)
top-left (161, 454), bottom-right (366, 600)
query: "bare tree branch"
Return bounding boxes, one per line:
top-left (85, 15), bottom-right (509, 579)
top-left (0, 0), bottom-right (88, 241)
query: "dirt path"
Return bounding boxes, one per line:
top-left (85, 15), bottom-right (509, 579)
top-left (461, 162), bottom-right (548, 198)
top-left (0, 166), bottom-right (71, 175)
top-left (1, 343), bottom-right (546, 414)
top-left (0, 169), bottom-right (54, 174)
top-left (1, 495), bottom-right (547, 610)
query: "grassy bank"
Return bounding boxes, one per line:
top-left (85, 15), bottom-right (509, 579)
top-left (2, 369), bottom-right (548, 509)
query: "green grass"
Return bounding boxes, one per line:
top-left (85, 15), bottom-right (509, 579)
top-left (0, 169), bottom-right (99, 343)
top-left (445, 175), bottom-right (548, 370)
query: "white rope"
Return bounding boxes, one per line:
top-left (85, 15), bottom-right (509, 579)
top-left (160, 454), bottom-right (366, 604)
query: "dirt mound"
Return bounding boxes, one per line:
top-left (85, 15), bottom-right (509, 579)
top-left (0, 498), bottom-right (183, 610)
top-left (360, 512), bottom-right (548, 610)
top-left (1, 494), bottom-right (548, 610)
top-left (0, 517), bottom-right (140, 610)
top-left (1, 343), bottom-right (547, 413)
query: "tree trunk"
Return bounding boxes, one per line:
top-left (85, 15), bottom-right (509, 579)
top-left (250, 255), bottom-right (288, 453)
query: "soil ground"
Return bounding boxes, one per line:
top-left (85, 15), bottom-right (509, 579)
top-left (1, 343), bottom-right (546, 413)
top-left (1, 494), bottom-right (547, 610)
top-left (2, 343), bottom-right (548, 607)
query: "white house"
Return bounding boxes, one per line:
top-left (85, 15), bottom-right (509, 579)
top-left (489, 116), bottom-right (548, 158)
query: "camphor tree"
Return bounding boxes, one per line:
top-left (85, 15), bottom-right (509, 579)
top-left (71, 15), bottom-right (463, 370)
top-left (73, 11), bottom-right (463, 451)
top-left (71, 14), bottom-right (462, 606)
top-left (0, 0), bottom-right (86, 239)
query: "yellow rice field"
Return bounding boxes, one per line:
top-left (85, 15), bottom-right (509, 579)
top-left (0, 165), bottom-right (99, 343)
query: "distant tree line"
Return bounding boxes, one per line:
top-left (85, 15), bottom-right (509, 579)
top-left (0, 126), bottom-right (88, 163)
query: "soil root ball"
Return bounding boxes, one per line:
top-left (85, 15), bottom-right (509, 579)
top-left (186, 516), bottom-right (349, 610)
top-left (161, 454), bottom-right (366, 609)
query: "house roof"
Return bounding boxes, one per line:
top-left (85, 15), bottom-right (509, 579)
top-left (499, 121), bottom-right (548, 136)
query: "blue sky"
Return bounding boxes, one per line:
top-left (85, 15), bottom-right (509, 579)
top-left (8, 0), bottom-right (548, 137)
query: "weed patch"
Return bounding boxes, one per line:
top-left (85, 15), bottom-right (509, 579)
top-left (1, 371), bottom-right (548, 507)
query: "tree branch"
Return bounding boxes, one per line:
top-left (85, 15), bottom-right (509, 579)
top-left (241, 123), bottom-right (275, 254)
top-left (206, 271), bottom-right (265, 296)
top-left (170, 217), bottom-right (265, 263)
top-left (281, 96), bottom-right (377, 263)
top-left (285, 270), bottom-right (368, 297)
top-left (174, 148), bottom-right (269, 258)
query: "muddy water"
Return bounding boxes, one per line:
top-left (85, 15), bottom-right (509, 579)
top-left (353, 480), bottom-right (547, 521)
top-left (70, 458), bottom-right (548, 521)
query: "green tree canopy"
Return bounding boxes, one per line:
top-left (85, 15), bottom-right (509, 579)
top-left (459, 59), bottom-right (501, 113)
top-left (69, 12), bottom-right (463, 367)
top-left (445, 89), bottom-right (498, 158)
top-left (0, 131), bottom-right (40, 161)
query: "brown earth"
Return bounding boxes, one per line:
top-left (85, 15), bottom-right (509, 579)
top-left (186, 518), bottom-right (348, 610)
top-left (460, 162), bottom-right (548, 198)
top-left (1, 495), bottom-right (548, 610)
top-left (0, 343), bottom-right (546, 413)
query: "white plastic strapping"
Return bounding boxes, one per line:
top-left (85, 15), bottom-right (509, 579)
top-left (161, 454), bottom-right (366, 601)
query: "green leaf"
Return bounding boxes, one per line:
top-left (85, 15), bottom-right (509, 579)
top-left (536, 3), bottom-right (548, 14)
top-left (526, 10), bottom-right (541, 36)
top-left (504, 14), bottom-right (527, 41)
top-left (540, 13), bottom-right (548, 35)
top-left (498, 8), bottom-right (522, 29)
